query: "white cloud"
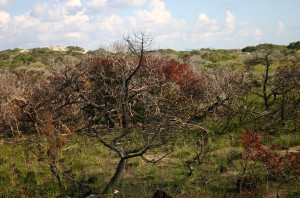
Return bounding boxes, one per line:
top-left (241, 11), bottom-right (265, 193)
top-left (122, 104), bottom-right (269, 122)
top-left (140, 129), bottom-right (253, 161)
top-left (86, 0), bottom-right (107, 10)
top-left (225, 11), bottom-right (235, 29)
top-left (135, 0), bottom-right (173, 24)
top-left (278, 21), bottom-right (285, 34)
top-left (0, 0), bottom-right (140, 49)
top-left (100, 15), bottom-right (124, 32)
top-left (196, 13), bottom-right (219, 31)
top-left (60, 0), bottom-right (82, 7)
top-left (30, 0), bottom-right (84, 22)
top-left (0, 0), bottom-right (10, 8)
top-left (67, 32), bottom-right (87, 39)
top-left (87, 0), bottom-right (147, 10)
top-left (188, 12), bottom-right (232, 42)
top-left (130, 0), bottom-right (185, 45)
top-left (0, 10), bottom-right (9, 44)
top-left (237, 21), bottom-right (250, 37)
top-left (0, 10), bottom-right (10, 26)
top-left (0, 0), bottom-right (270, 50)
top-left (30, 3), bottom-right (59, 21)
top-left (0, 0), bottom-right (94, 49)
top-left (111, 0), bottom-right (147, 7)
top-left (187, 11), bottom-right (263, 47)
top-left (197, 13), bottom-right (210, 25)
top-left (254, 27), bottom-right (262, 40)
top-left (12, 13), bottom-right (39, 28)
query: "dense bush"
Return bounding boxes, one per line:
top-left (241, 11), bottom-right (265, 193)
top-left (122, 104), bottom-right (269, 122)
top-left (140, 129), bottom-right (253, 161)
top-left (242, 129), bottom-right (300, 195)
top-left (287, 41), bottom-right (300, 50)
top-left (241, 46), bottom-right (256, 52)
top-left (0, 35), bottom-right (300, 197)
top-left (67, 46), bottom-right (85, 52)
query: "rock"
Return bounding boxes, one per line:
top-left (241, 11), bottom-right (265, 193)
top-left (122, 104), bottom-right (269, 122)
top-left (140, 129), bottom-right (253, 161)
top-left (113, 189), bottom-right (119, 194)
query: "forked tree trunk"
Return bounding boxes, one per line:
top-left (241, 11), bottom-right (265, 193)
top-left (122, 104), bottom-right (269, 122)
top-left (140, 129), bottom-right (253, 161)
top-left (102, 156), bottom-right (126, 194)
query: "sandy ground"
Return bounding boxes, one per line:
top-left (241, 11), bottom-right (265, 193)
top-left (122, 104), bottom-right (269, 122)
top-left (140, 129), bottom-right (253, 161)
top-left (19, 46), bottom-right (88, 54)
top-left (48, 46), bottom-right (88, 54)
top-left (19, 49), bottom-right (29, 53)
top-left (47, 46), bottom-right (68, 51)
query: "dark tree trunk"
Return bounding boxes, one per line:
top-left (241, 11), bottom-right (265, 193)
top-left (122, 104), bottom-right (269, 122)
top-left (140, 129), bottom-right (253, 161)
top-left (263, 57), bottom-right (270, 110)
top-left (281, 92), bottom-right (285, 127)
top-left (102, 156), bottom-right (126, 194)
top-left (50, 165), bottom-right (62, 187)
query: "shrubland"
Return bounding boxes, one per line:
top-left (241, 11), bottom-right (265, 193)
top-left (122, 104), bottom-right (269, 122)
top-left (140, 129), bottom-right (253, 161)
top-left (0, 35), bottom-right (300, 197)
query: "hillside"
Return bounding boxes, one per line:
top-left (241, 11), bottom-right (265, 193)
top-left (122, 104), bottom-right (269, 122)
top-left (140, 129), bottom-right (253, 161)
top-left (1, 42), bottom-right (299, 72)
top-left (0, 41), bottom-right (300, 198)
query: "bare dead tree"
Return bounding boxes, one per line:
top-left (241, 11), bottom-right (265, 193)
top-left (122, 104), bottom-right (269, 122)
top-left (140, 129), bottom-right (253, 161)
top-left (244, 48), bottom-right (276, 110)
top-left (42, 30), bottom-right (221, 194)
top-left (273, 64), bottom-right (300, 130)
top-left (0, 68), bottom-right (91, 192)
top-left (242, 47), bottom-right (300, 132)
top-left (80, 31), bottom-right (196, 194)
top-left (2, 31), bottom-right (275, 196)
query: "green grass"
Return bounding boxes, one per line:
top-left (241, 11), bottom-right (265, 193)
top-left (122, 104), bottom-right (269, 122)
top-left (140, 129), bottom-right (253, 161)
top-left (275, 133), bottom-right (300, 148)
top-left (0, 45), bottom-right (299, 197)
top-left (0, 132), bottom-right (299, 197)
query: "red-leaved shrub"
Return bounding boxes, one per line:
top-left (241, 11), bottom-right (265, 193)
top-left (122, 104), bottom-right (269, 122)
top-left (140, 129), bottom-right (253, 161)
top-left (242, 129), bottom-right (300, 182)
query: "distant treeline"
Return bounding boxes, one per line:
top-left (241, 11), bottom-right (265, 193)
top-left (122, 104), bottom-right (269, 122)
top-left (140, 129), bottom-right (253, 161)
top-left (242, 41), bottom-right (300, 52)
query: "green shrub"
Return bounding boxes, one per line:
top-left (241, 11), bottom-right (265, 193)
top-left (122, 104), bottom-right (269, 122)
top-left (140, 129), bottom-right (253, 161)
top-left (241, 46), bottom-right (256, 52)
top-left (159, 48), bottom-right (177, 54)
top-left (287, 41), bottom-right (300, 50)
top-left (0, 60), bottom-right (8, 67)
top-left (67, 46), bottom-right (85, 52)
top-left (14, 48), bottom-right (22, 51)
top-left (190, 50), bottom-right (200, 56)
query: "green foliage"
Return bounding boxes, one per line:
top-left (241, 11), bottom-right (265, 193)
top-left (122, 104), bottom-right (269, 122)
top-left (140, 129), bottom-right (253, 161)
top-left (0, 60), bottom-right (8, 67)
top-left (13, 48), bottom-right (22, 51)
top-left (242, 43), bottom-right (287, 53)
top-left (275, 133), bottom-right (300, 148)
top-left (31, 47), bottom-right (51, 55)
top-left (200, 49), bottom-right (238, 64)
top-left (287, 41), bottom-right (300, 50)
top-left (0, 46), bottom-right (89, 69)
top-left (178, 51), bottom-right (189, 59)
top-left (241, 46), bottom-right (256, 52)
top-left (67, 46), bottom-right (85, 52)
top-left (11, 58), bottom-right (23, 68)
top-left (1, 131), bottom-right (299, 197)
top-left (0, 42), bottom-right (299, 197)
top-left (0, 50), bottom-right (13, 60)
top-left (158, 48), bottom-right (177, 54)
top-left (190, 49), bottom-right (200, 56)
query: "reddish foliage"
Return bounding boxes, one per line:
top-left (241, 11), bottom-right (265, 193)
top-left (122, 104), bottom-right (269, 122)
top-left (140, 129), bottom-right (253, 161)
top-left (87, 57), bottom-right (118, 73)
top-left (270, 144), bottom-right (288, 150)
top-left (155, 59), bottom-right (203, 96)
top-left (86, 56), bottom-right (204, 97)
top-left (281, 152), bottom-right (300, 177)
top-left (242, 129), bottom-right (300, 181)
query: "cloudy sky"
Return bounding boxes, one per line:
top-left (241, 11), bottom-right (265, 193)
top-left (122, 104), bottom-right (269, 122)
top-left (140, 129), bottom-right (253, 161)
top-left (0, 0), bottom-right (299, 50)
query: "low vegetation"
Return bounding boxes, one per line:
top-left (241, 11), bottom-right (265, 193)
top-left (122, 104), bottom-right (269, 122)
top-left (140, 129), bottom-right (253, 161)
top-left (0, 35), bottom-right (299, 197)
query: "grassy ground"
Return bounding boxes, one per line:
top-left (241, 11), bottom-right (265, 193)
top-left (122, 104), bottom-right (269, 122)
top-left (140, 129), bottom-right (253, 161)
top-left (1, 132), bottom-right (299, 197)
top-left (0, 46), bottom-right (299, 197)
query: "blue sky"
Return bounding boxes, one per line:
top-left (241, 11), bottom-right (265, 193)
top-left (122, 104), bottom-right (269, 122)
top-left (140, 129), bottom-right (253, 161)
top-left (0, 0), bottom-right (299, 50)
